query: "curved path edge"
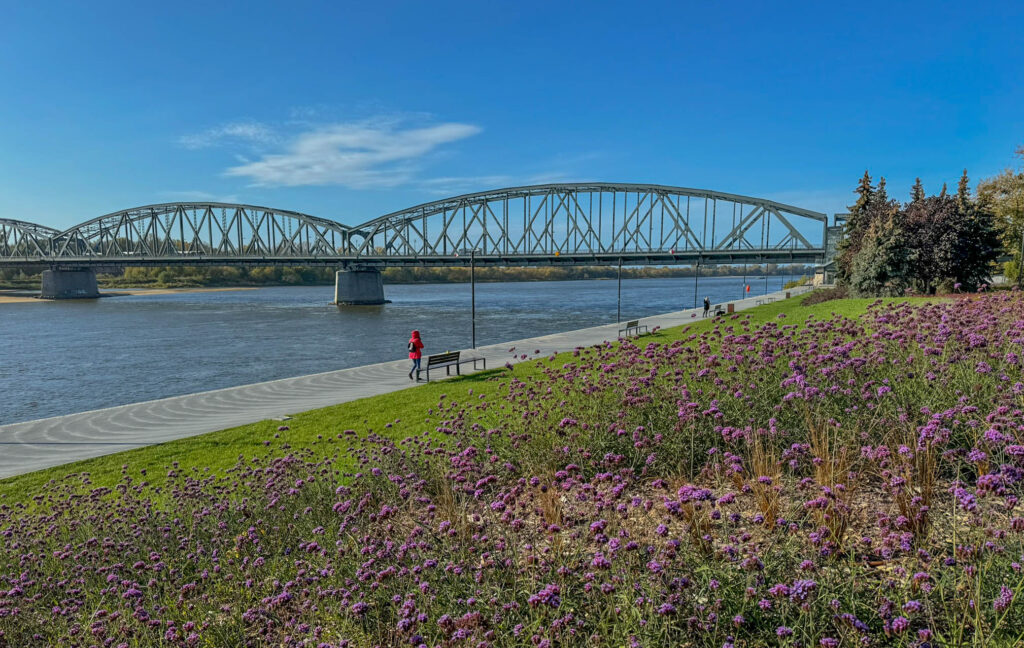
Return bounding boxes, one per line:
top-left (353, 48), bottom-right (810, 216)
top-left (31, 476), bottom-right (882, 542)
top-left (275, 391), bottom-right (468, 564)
top-left (0, 288), bottom-right (808, 479)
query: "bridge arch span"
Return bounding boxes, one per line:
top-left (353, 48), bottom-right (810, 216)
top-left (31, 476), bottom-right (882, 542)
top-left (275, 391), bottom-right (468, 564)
top-left (51, 202), bottom-right (350, 260)
top-left (346, 183), bottom-right (827, 262)
top-left (0, 218), bottom-right (61, 258)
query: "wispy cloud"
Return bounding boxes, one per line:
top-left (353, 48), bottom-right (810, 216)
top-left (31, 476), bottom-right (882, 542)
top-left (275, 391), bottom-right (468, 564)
top-left (177, 121), bottom-right (278, 150)
top-left (158, 190), bottom-right (241, 204)
top-left (180, 115), bottom-right (593, 194)
top-left (418, 175), bottom-right (518, 195)
top-left (417, 170), bottom-right (592, 196)
top-left (222, 120), bottom-right (482, 188)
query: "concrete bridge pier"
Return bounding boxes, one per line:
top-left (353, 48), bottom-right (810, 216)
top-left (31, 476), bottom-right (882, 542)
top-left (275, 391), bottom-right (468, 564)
top-left (40, 268), bottom-right (100, 299)
top-left (334, 268), bottom-right (387, 305)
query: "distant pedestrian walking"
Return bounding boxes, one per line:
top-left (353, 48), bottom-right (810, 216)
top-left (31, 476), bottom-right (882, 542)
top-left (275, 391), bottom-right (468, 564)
top-left (702, 296), bottom-right (710, 318)
top-left (407, 330), bottom-right (424, 380)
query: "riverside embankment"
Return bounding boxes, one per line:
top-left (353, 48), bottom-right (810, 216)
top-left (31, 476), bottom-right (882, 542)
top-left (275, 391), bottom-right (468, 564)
top-left (1, 276), bottom-right (790, 425)
top-left (0, 286), bottom-right (805, 481)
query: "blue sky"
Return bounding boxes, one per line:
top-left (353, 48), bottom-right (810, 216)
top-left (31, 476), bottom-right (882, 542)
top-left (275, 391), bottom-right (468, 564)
top-left (1, 0), bottom-right (1022, 230)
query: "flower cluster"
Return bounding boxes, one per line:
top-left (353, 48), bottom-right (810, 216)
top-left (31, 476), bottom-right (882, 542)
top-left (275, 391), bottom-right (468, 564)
top-left (1, 293), bottom-right (1024, 646)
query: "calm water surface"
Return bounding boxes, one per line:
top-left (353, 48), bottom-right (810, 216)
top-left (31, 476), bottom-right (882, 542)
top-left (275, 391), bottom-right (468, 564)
top-left (0, 276), bottom-right (786, 424)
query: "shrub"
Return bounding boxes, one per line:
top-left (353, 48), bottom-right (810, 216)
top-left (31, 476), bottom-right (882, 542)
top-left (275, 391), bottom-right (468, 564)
top-left (802, 285), bottom-right (847, 305)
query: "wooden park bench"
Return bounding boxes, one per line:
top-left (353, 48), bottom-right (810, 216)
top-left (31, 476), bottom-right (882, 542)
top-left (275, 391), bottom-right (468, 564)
top-left (713, 304), bottom-right (727, 317)
top-left (416, 350), bottom-right (487, 382)
top-left (618, 319), bottom-right (649, 337)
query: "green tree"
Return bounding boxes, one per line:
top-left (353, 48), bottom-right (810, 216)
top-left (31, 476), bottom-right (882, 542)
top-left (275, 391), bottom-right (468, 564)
top-left (949, 170), bottom-right (999, 290)
top-left (977, 147), bottom-right (1024, 282)
top-left (903, 194), bottom-right (960, 294)
top-left (898, 176), bottom-right (998, 294)
top-left (849, 206), bottom-right (908, 297)
top-left (836, 171), bottom-right (875, 283)
top-left (911, 177), bottom-right (925, 203)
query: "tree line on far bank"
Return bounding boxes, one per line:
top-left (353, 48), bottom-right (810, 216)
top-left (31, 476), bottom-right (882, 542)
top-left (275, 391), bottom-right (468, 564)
top-left (0, 263), bottom-right (813, 290)
top-left (837, 146), bottom-right (1024, 296)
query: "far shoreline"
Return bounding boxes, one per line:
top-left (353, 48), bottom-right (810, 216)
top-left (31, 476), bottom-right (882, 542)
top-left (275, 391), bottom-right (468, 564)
top-left (1, 274), bottom-right (804, 304)
top-left (0, 286), bottom-right (258, 305)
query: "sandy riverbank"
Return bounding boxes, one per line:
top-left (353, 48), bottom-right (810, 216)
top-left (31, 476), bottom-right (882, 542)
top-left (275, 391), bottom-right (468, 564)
top-left (0, 287), bottom-right (257, 304)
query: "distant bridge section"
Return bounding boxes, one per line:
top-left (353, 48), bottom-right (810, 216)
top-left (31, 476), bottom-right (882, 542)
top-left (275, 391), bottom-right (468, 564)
top-left (1, 218), bottom-right (60, 258)
top-left (0, 183), bottom-right (831, 300)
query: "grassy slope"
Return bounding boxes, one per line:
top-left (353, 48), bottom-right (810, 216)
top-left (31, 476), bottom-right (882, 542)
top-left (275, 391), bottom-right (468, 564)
top-left (0, 296), bottom-right (902, 502)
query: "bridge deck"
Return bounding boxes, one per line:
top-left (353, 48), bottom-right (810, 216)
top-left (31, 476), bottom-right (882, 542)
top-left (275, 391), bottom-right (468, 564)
top-left (0, 288), bottom-right (807, 479)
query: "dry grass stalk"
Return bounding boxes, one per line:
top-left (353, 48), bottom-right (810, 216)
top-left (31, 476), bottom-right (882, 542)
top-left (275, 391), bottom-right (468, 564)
top-left (804, 404), bottom-right (858, 547)
top-left (748, 433), bottom-right (781, 529)
top-left (887, 426), bottom-right (936, 539)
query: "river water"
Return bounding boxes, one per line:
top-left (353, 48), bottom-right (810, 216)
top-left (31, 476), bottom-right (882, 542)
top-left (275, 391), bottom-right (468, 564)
top-left (0, 275), bottom-right (787, 425)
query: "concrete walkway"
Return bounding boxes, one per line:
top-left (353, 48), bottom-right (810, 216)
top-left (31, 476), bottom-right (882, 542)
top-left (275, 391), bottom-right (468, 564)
top-left (0, 287), bottom-right (807, 479)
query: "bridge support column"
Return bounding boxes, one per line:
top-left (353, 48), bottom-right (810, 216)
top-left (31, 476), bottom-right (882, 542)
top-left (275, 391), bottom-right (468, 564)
top-left (40, 268), bottom-right (100, 299)
top-left (334, 269), bottom-right (386, 305)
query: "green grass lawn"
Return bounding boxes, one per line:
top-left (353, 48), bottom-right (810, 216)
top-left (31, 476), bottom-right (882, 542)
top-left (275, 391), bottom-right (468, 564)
top-left (0, 295), bottom-right (911, 503)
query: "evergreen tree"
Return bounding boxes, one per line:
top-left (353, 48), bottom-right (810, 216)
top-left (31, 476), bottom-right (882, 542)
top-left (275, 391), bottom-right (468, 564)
top-left (836, 171), bottom-right (875, 283)
top-left (957, 169), bottom-right (971, 211)
top-left (876, 177), bottom-right (888, 203)
top-left (849, 205), bottom-right (908, 297)
top-left (950, 170), bottom-right (999, 290)
top-left (911, 178), bottom-right (925, 203)
top-left (852, 171), bottom-right (874, 214)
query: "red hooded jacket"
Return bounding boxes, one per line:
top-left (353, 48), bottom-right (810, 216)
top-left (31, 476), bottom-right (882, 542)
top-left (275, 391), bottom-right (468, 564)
top-left (408, 330), bottom-right (424, 359)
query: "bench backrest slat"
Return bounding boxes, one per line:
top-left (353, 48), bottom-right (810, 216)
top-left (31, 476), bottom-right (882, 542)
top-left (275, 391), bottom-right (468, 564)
top-left (626, 320), bottom-right (639, 328)
top-left (426, 351), bottom-right (461, 365)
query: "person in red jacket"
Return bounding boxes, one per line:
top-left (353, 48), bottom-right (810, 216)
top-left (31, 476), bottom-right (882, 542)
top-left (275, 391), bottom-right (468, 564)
top-left (408, 330), bottom-right (424, 380)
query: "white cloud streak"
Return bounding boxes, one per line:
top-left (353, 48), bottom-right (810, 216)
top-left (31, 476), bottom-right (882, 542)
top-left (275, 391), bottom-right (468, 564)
top-left (158, 190), bottom-right (242, 204)
top-left (223, 121), bottom-right (482, 188)
top-left (178, 121), bottom-right (277, 150)
top-left (418, 175), bottom-right (518, 195)
top-left (417, 172), bottom-right (584, 196)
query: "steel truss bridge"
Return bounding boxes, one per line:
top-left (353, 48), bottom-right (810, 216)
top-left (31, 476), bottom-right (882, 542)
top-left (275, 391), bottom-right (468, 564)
top-left (1, 183), bottom-right (831, 270)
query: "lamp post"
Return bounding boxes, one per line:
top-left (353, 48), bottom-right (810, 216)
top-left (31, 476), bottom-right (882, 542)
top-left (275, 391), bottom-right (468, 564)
top-left (693, 261), bottom-right (699, 309)
top-left (617, 258), bottom-right (622, 323)
top-left (1019, 230), bottom-right (1024, 290)
top-left (459, 248), bottom-right (478, 349)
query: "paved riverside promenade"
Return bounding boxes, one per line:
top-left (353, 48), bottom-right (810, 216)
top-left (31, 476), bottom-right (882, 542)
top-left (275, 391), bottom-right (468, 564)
top-left (0, 287), bottom-right (806, 479)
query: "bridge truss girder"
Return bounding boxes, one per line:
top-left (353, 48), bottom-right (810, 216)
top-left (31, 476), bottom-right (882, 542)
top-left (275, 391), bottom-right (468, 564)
top-left (47, 203), bottom-right (350, 262)
top-left (346, 184), bottom-right (826, 261)
top-left (0, 219), bottom-right (60, 259)
top-left (0, 184), bottom-right (828, 267)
